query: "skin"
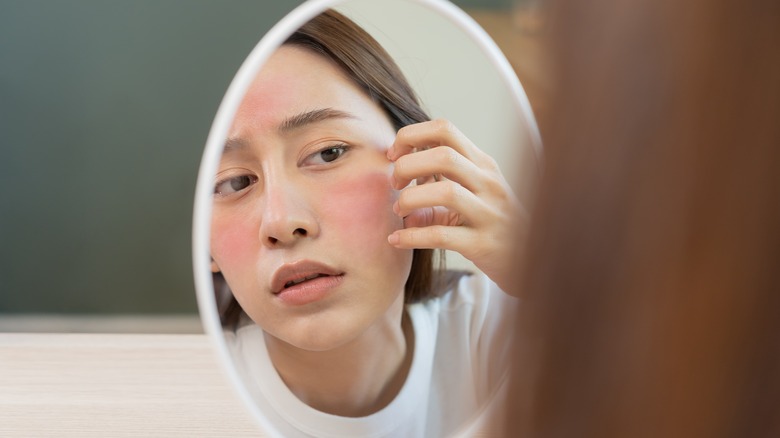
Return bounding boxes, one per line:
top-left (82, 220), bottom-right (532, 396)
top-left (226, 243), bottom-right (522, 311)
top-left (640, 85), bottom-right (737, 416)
top-left (210, 46), bottom-right (413, 416)
top-left (387, 120), bottom-right (525, 294)
top-left (210, 44), bottom-right (522, 417)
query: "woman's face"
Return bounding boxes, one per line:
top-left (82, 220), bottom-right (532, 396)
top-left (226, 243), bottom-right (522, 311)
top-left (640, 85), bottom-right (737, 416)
top-left (210, 46), bottom-right (413, 351)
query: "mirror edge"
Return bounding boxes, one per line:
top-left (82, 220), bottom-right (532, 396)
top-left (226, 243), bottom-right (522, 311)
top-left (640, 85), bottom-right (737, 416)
top-left (192, 0), bottom-right (543, 435)
top-left (410, 0), bottom-right (543, 163)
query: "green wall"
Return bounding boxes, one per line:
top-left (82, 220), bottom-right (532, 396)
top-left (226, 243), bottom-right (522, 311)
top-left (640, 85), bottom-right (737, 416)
top-left (0, 1), bottom-right (303, 313)
top-left (0, 0), bottom-right (508, 314)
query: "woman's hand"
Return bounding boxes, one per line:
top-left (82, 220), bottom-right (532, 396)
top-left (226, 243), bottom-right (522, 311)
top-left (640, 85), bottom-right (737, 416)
top-left (386, 119), bottom-right (527, 293)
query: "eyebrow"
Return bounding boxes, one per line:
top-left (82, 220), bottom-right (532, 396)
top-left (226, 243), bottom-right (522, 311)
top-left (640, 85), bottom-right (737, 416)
top-left (223, 108), bottom-right (356, 152)
top-left (277, 107), bottom-right (356, 133)
top-left (223, 136), bottom-right (249, 153)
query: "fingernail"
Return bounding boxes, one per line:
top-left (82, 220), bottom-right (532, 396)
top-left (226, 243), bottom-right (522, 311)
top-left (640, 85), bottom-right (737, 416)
top-left (392, 201), bottom-right (400, 215)
top-left (387, 233), bottom-right (399, 245)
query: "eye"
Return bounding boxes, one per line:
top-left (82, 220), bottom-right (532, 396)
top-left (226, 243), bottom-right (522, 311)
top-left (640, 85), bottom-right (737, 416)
top-left (302, 144), bottom-right (351, 166)
top-left (214, 174), bottom-right (258, 197)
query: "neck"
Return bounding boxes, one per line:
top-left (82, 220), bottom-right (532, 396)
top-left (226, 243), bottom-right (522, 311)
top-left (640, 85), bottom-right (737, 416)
top-left (264, 295), bottom-right (414, 417)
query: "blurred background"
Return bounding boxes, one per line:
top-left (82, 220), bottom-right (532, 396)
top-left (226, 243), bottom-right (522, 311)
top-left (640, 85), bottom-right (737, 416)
top-left (0, 0), bottom-right (547, 332)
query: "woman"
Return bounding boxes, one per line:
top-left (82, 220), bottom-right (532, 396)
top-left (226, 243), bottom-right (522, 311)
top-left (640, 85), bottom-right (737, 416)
top-left (209, 10), bottom-right (522, 437)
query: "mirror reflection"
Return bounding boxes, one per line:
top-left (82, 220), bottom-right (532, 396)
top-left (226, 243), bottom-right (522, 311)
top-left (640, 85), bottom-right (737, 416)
top-left (201, 1), bottom-right (539, 436)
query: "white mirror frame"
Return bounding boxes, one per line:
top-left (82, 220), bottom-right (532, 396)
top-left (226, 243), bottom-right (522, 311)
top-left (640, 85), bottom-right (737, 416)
top-left (192, 0), bottom-right (541, 435)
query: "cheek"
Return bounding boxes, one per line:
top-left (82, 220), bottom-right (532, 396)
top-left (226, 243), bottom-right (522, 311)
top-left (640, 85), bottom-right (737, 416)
top-left (210, 210), bottom-right (256, 274)
top-left (322, 169), bottom-right (401, 241)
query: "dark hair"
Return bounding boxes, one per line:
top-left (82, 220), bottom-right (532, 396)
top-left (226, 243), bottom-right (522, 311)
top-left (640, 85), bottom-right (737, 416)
top-left (217, 9), bottom-right (464, 327)
top-left (507, 0), bottom-right (780, 436)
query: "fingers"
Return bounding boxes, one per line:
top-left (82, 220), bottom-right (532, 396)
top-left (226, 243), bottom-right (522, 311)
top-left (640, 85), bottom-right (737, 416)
top-left (393, 180), bottom-right (491, 226)
top-left (391, 146), bottom-right (482, 192)
top-left (388, 119), bottom-right (502, 194)
top-left (388, 224), bottom-right (478, 257)
top-left (385, 119), bottom-right (523, 290)
top-left (387, 119), bottom-right (497, 170)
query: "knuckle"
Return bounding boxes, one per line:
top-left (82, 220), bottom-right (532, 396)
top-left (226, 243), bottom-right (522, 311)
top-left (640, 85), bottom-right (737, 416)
top-left (393, 155), bottom-right (413, 178)
top-left (442, 181), bottom-right (462, 204)
top-left (434, 146), bottom-right (460, 167)
top-left (482, 174), bottom-right (503, 194)
top-left (399, 187), bottom-right (420, 208)
top-left (432, 118), bottom-right (458, 138)
top-left (433, 228), bottom-right (450, 246)
top-left (396, 190), bottom-right (409, 210)
top-left (406, 227), bottom-right (448, 248)
top-left (406, 229), bottom-right (424, 246)
top-left (483, 155), bottom-right (500, 172)
top-left (393, 155), bottom-right (407, 172)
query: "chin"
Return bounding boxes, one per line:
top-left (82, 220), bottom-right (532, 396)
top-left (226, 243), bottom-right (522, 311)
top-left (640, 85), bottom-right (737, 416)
top-left (280, 321), bottom-right (365, 352)
top-left (260, 308), bottom-right (368, 352)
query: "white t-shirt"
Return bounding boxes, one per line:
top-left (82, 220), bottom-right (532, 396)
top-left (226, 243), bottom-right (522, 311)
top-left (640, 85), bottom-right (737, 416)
top-left (224, 273), bottom-right (518, 437)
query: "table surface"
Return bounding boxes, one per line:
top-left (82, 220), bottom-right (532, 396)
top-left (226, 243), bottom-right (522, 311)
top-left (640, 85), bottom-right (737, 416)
top-left (0, 333), bottom-right (265, 437)
top-left (0, 332), bottom-right (508, 437)
top-left (0, 11), bottom-right (539, 438)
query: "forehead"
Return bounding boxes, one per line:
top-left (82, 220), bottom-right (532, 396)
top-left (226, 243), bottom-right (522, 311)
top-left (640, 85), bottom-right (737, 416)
top-left (231, 45), bottom-right (376, 134)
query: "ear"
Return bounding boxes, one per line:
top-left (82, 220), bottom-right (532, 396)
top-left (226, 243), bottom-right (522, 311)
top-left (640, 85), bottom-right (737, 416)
top-left (210, 259), bottom-right (221, 273)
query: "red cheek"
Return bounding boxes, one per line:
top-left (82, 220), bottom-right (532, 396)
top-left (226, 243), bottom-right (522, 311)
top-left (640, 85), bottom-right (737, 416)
top-left (210, 212), bottom-right (256, 272)
top-left (321, 170), bottom-right (400, 236)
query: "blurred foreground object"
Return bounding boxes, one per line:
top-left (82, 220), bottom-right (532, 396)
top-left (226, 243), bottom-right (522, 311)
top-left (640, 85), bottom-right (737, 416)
top-left (508, 0), bottom-right (780, 437)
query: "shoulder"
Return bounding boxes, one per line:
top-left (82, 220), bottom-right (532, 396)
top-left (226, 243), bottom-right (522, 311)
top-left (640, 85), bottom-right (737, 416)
top-left (415, 272), bottom-right (518, 325)
top-left (409, 272), bottom-right (518, 363)
top-left (408, 273), bottom-right (518, 433)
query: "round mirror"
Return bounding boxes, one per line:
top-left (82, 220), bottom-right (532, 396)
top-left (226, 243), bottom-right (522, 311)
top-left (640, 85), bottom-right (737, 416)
top-left (193, 0), bottom-right (541, 436)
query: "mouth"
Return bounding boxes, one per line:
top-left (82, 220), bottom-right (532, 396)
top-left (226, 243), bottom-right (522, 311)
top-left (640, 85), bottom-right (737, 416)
top-left (271, 260), bottom-right (344, 295)
top-left (284, 273), bottom-right (331, 289)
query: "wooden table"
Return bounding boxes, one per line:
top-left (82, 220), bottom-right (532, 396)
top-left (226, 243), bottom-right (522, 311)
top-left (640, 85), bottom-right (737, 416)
top-left (1, 332), bottom-right (510, 437)
top-left (0, 333), bottom-right (264, 437)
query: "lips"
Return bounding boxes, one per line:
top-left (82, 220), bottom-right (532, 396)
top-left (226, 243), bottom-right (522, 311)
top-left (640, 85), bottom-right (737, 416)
top-left (270, 260), bottom-right (344, 294)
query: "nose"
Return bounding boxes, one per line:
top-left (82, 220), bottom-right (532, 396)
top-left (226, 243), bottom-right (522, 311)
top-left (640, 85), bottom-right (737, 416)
top-left (258, 180), bottom-right (319, 248)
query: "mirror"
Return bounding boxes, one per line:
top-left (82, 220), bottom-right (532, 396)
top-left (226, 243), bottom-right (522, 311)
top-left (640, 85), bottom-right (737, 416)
top-left (193, 0), bottom-right (541, 436)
